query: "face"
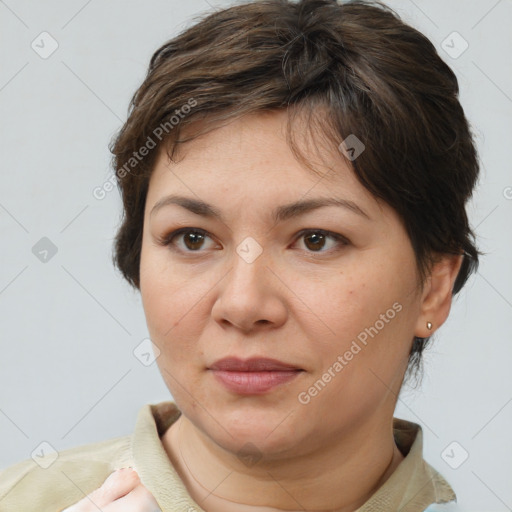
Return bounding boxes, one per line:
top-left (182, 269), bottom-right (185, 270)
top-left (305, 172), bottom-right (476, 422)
top-left (139, 110), bottom-right (424, 460)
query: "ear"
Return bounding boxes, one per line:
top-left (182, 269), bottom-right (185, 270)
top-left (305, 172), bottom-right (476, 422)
top-left (414, 253), bottom-right (464, 337)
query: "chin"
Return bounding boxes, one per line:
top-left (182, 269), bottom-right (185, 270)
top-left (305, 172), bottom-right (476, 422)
top-left (204, 404), bottom-right (302, 455)
top-left (215, 427), bottom-right (299, 462)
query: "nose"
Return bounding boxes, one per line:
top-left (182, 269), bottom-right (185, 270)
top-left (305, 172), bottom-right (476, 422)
top-left (211, 243), bottom-right (288, 333)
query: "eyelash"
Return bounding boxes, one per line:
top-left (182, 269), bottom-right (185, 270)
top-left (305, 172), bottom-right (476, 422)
top-left (158, 227), bottom-right (349, 256)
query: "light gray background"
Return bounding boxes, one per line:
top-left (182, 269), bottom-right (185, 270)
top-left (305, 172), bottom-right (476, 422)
top-left (0, 1), bottom-right (511, 510)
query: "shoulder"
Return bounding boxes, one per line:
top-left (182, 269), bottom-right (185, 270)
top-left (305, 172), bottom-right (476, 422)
top-left (0, 434), bottom-right (132, 512)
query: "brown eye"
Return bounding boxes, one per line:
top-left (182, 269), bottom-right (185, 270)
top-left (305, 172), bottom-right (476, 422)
top-left (182, 231), bottom-right (206, 250)
top-left (161, 228), bottom-right (217, 253)
top-left (303, 232), bottom-right (327, 251)
top-left (295, 229), bottom-right (349, 254)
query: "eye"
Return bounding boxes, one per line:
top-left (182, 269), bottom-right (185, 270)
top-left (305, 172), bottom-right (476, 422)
top-left (294, 229), bottom-right (349, 253)
top-left (158, 227), bottom-right (349, 255)
top-left (160, 228), bottom-right (217, 252)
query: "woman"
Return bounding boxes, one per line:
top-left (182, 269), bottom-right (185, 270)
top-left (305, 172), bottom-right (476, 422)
top-left (0, 0), bottom-right (479, 510)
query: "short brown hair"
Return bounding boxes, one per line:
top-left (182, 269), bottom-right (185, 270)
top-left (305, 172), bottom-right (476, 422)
top-left (109, 0), bottom-right (480, 383)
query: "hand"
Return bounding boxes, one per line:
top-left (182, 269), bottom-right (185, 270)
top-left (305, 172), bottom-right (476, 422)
top-left (62, 467), bottom-right (161, 511)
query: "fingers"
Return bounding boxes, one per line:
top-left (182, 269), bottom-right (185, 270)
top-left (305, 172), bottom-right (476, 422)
top-left (94, 467), bottom-right (140, 502)
top-left (62, 467), bottom-right (141, 511)
top-left (109, 483), bottom-right (162, 511)
top-left (62, 467), bottom-right (162, 512)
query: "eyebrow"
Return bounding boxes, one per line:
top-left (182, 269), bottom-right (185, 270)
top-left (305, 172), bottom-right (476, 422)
top-left (150, 194), bottom-right (371, 223)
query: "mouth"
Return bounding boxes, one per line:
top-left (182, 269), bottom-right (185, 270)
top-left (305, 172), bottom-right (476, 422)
top-left (208, 357), bottom-right (304, 395)
top-left (209, 357), bottom-right (303, 372)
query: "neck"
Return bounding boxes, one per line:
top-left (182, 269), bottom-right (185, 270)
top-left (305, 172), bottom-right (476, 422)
top-left (162, 413), bottom-right (404, 512)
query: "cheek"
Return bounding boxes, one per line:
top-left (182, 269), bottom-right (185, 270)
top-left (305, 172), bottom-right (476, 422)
top-left (290, 256), bottom-right (416, 372)
top-left (140, 265), bottom-right (207, 404)
top-left (140, 248), bottom-right (204, 362)
top-left (291, 266), bottom-right (390, 345)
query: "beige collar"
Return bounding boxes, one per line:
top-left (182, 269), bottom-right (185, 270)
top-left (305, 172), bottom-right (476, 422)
top-left (131, 401), bottom-right (456, 512)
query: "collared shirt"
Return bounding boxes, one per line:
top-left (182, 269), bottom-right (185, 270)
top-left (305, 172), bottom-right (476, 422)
top-left (0, 401), bottom-right (458, 511)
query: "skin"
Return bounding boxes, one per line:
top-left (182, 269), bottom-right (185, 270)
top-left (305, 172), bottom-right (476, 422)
top-left (136, 109), bottom-right (462, 512)
top-left (63, 468), bottom-right (161, 511)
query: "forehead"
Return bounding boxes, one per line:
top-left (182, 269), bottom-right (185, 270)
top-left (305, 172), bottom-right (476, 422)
top-left (143, 111), bottom-right (402, 238)
top-left (148, 110), bottom-right (367, 195)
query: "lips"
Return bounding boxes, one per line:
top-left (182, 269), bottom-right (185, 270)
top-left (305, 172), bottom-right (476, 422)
top-left (209, 357), bottom-right (302, 372)
top-left (208, 357), bottom-right (303, 395)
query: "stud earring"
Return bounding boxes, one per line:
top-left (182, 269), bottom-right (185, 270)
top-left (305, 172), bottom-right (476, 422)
top-left (427, 321), bottom-right (433, 330)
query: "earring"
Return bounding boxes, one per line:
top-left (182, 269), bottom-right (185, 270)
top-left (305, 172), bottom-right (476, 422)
top-left (427, 321), bottom-right (433, 330)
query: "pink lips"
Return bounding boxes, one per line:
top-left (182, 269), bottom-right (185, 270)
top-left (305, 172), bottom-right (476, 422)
top-left (208, 357), bottom-right (303, 395)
